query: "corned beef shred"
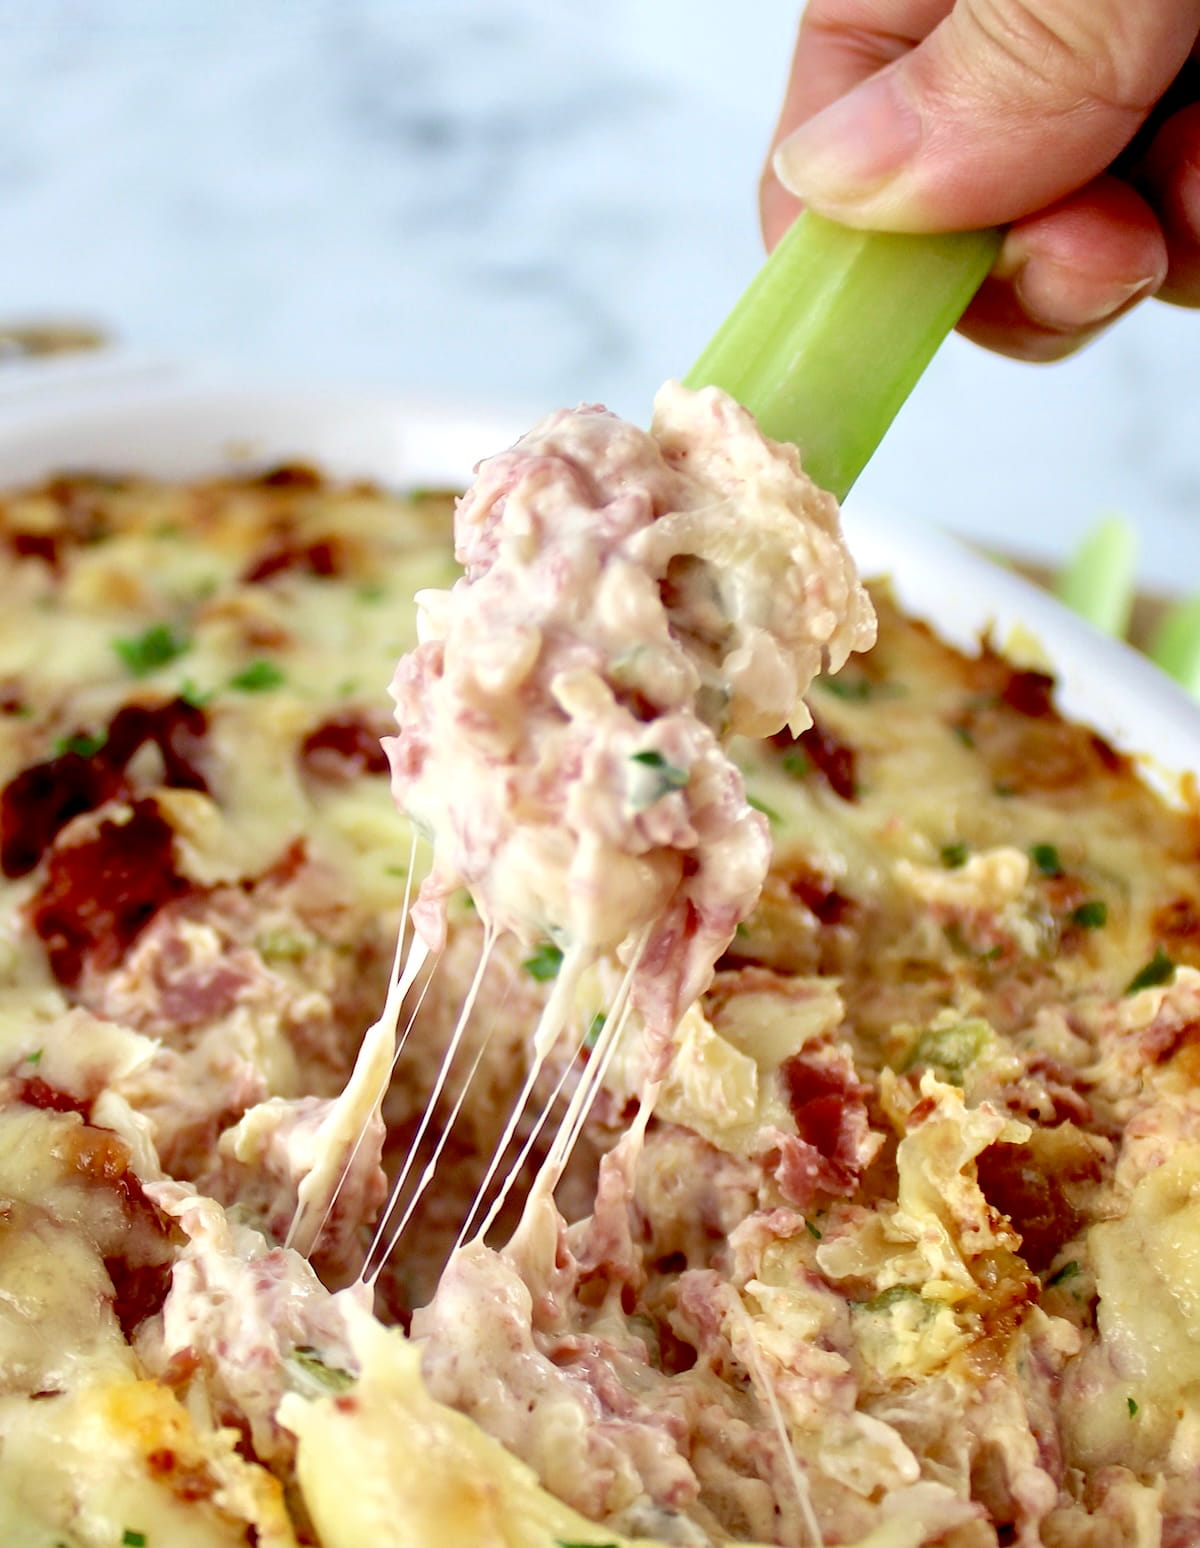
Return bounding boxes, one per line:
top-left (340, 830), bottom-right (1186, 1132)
top-left (975, 1138), bottom-right (1100, 1272)
top-left (253, 462), bottom-right (323, 490)
top-left (781, 1048), bottom-right (871, 1176)
top-left (1, 697), bottom-right (208, 878)
top-left (15, 1075), bottom-right (90, 1117)
top-left (788, 864), bottom-right (857, 926)
top-left (1, 475), bottom-right (114, 567)
top-left (1001, 669), bottom-right (1057, 719)
top-left (773, 715), bottom-right (858, 801)
top-left (300, 712), bottom-right (391, 781)
top-left (242, 537), bottom-right (342, 584)
top-left (771, 1047), bottom-right (875, 1209)
top-left (28, 798), bottom-right (193, 986)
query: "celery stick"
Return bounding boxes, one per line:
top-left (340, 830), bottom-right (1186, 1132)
top-left (1148, 596), bottom-right (1200, 696)
top-left (1054, 516), bottom-right (1137, 637)
top-left (684, 212), bottom-right (1000, 499)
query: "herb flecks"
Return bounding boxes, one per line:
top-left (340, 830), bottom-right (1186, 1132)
top-left (1030, 842), bottom-right (1062, 877)
top-left (747, 794), bottom-right (781, 825)
top-left (522, 942), bottom-right (563, 983)
top-left (229, 659), bottom-right (286, 693)
top-left (584, 1012), bottom-right (606, 1049)
top-left (629, 749), bottom-right (689, 807)
top-left (817, 674), bottom-right (875, 702)
top-left (178, 679), bottom-right (215, 709)
top-left (940, 842), bottom-right (969, 870)
top-left (53, 730), bottom-right (106, 759)
top-left (1071, 900), bottom-right (1108, 930)
top-left (1126, 946), bottom-right (1175, 995)
top-left (113, 623), bottom-right (189, 677)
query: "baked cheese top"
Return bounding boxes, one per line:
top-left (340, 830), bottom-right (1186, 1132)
top-left (1, 435), bottom-right (1200, 1547)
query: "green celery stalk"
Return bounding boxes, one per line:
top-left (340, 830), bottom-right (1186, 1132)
top-left (1054, 516), bottom-right (1137, 637)
top-left (1148, 595), bottom-right (1200, 696)
top-left (684, 211), bottom-right (1001, 499)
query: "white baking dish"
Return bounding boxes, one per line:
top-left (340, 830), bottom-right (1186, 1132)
top-left (0, 384), bottom-right (1196, 786)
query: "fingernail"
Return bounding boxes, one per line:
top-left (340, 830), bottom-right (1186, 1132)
top-left (1016, 261), bottom-right (1159, 331)
top-left (773, 70), bottom-right (923, 212)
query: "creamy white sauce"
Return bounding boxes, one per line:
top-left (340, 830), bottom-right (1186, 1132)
top-left (386, 381), bottom-right (874, 1041)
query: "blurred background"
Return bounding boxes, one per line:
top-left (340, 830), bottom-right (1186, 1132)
top-left (2, 0), bottom-right (1199, 587)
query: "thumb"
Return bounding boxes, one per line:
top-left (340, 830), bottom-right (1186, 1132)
top-left (773, 0), bottom-right (1200, 231)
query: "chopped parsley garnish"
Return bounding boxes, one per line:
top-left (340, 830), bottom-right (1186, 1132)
top-left (584, 1012), bottom-right (606, 1049)
top-left (290, 1346), bottom-right (355, 1392)
top-left (384, 864), bottom-right (408, 878)
top-left (630, 749), bottom-right (686, 778)
top-left (25, 1049), bottom-right (42, 1066)
top-left (256, 930), bottom-right (311, 962)
top-left (1071, 900), bottom-right (1108, 929)
top-left (628, 749), bottom-right (689, 806)
top-left (112, 623), bottom-right (189, 677)
top-left (53, 730), bottom-right (106, 759)
top-left (178, 679), bottom-right (215, 709)
top-left (122, 1533), bottom-right (147, 1548)
top-left (1046, 1259), bottom-right (1080, 1287)
top-left (1126, 946), bottom-right (1175, 994)
top-left (1128, 1397), bottom-right (1139, 1417)
top-left (747, 794), bottom-right (781, 824)
top-left (356, 583), bottom-right (388, 603)
top-left (1030, 842), bottom-right (1062, 877)
top-left (781, 750), bottom-right (810, 778)
top-left (228, 659), bottom-right (286, 693)
top-left (950, 722), bottom-right (974, 748)
top-left (816, 674), bottom-right (874, 701)
top-left (940, 841), bottom-right (969, 870)
top-left (804, 1218), bottom-right (822, 1240)
top-left (522, 942), bottom-right (563, 982)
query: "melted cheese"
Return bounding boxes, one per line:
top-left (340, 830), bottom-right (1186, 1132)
top-left (3, 459), bottom-right (1200, 1546)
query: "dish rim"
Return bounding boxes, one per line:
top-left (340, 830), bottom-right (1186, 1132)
top-left (0, 382), bottom-right (1196, 787)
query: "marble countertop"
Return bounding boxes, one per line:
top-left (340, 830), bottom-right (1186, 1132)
top-left (2, 0), bottom-right (1199, 590)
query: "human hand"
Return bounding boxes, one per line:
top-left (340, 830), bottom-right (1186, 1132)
top-left (761, 0), bottom-right (1200, 361)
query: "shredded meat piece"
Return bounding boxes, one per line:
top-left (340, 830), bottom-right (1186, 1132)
top-left (29, 798), bottom-right (193, 985)
top-left (243, 537), bottom-right (342, 584)
top-left (301, 713), bottom-right (391, 781)
top-left (772, 715), bottom-right (858, 801)
top-left (1, 695), bottom-right (208, 878)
